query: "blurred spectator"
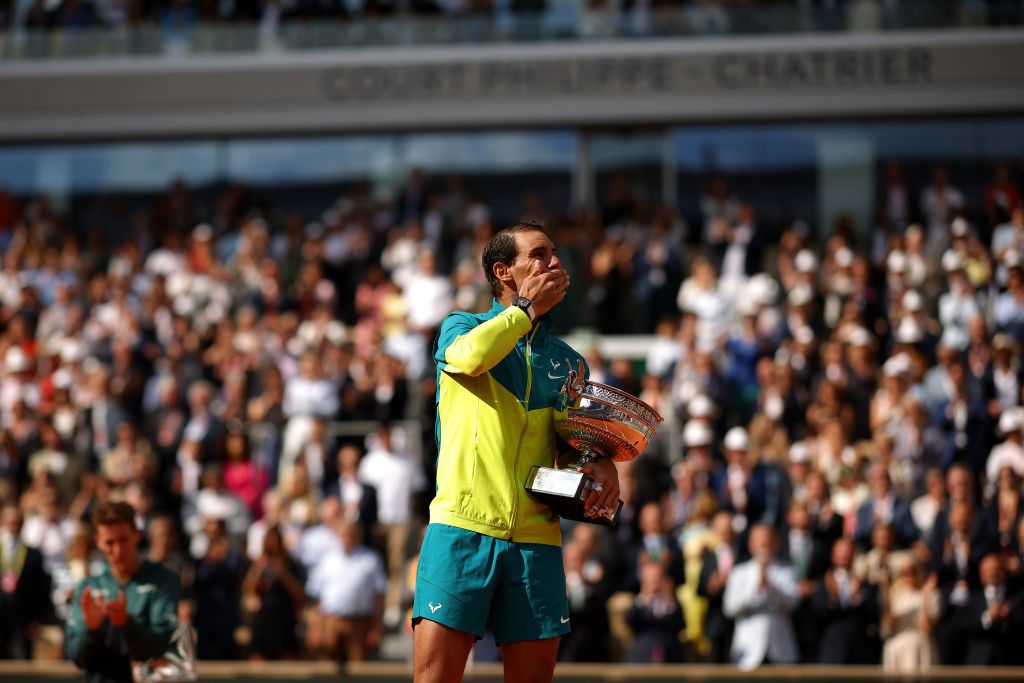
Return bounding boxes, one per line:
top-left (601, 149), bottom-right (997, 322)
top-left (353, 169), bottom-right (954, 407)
top-left (812, 538), bottom-right (879, 664)
top-left (0, 503), bottom-right (51, 659)
top-left (961, 553), bottom-right (1023, 665)
top-left (880, 556), bottom-right (940, 672)
top-left (696, 509), bottom-right (738, 663)
top-left (324, 444), bottom-right (378, 541)
top-left (356, 427), bottom-right (423, 625)
top-left (192, 527), bottom-right (244, 660)
top-left (625, 561), bottom-right (686, 663)
top-left (558, 534), bottom-right (613, 662)
top-left (243, 525), bottom-right (304, 661)
top-left (306, 520), bottom-right (385, 663)
top-left (723, 525), bottom-right (799, 670)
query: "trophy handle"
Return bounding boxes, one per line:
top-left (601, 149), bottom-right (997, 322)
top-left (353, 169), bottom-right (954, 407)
top-left (563, 358), bottom-right (587, 401)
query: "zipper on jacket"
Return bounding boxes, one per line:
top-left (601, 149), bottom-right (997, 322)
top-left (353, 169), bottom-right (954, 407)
top-left (508, 326), bottom-right (538, 540)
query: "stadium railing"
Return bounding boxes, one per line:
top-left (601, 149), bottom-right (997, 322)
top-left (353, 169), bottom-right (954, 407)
top-left (1, 1), bottom-right (1020, 61)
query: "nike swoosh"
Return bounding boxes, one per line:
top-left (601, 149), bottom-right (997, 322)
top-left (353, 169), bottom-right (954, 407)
top-left (548, 373), bottom-right (566, 380)
top-left (560, 615), bottom-right (570, 624)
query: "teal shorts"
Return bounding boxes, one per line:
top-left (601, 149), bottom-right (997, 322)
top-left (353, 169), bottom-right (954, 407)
top-left (412, 523), bottom-right (570, 644)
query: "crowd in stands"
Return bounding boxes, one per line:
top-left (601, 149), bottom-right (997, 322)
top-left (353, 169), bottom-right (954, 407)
top-left (1, 0), bottom-right (1021, 37)
top-left (0, 154), bottom-right (1023, 669)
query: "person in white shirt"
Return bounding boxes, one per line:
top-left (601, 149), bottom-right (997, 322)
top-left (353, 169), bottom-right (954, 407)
top-left (723, 524), bottom-right (800, 670)
top-left (402, 249), bottom-right (453, 335)
top-left (306, 520), bottom-right (386, 663)
top-left (281, 352), bottom-right (339, 478)
top-left (357, 425), bottom-right (425, 626)
top-left (986, 409), bottom-right (1024, 491)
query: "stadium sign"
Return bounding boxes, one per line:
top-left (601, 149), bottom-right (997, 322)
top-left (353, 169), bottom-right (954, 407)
top-left (0, 29), bottom-right (1020, 140)
top-left (319, 47), bottom-right (934, 103)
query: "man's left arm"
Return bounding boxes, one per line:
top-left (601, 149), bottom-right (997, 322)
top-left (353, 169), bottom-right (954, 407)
top-left (124, 573), bottom-right (180, 661)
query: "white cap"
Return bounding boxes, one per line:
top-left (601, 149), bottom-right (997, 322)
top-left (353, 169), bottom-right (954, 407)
top-left (882, 354), bottom-right (911, 377)
top-left (939, 326), bottom-right (968, 352)
top-left (950, 217), bottom-right (970, 238)
top-left (895, 317), bottom-right (924, 344)
top-left (887, 250), bottom-right (908, 274)
top-left (794, 326), bottom-right (815, 345)
top-left (902, 290), bottom-right (923, 313)
top-left (683, 421), bottom-right (714, 448)
top-left (736, 297), bottom-right (760, 317)
top-left (788, 441), bottom-right (810, 464)
top-left (51, 368), bottom-right (73, 390)
top-left (747, 274), bottom-right (779, 306)
top-left (794, 249), bottom-right (818, 274)
top-left (942, 249), bottom-right (965, 273)
top-left (192, 223), bottom-right (213, 242)
top-left (59, 340), bottom-right (85, 364)
top-left (723, 426), bottom-right (749, 452)
top-left (688, 395), bottom-right (715, 419)
top-left (788, 285), bottom-right (813, 307)
top-left (835, 247), bottom-right (854, 268)
top-left (999, 408), bottom-right (1023, 435)
top-left (1005, 250), bottom-right (1022, 269)
top-left (847, 326), bottom-right (872, 348)
top-left (4, 347), bottom-right (30, 373)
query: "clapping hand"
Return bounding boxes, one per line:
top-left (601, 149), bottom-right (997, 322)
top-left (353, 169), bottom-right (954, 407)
top-left (106, 591), bottom-right (128, 628)
top-left (80, 588), bottom-right (128, 630)
top-left (80, 587), bottom-right (106, 631)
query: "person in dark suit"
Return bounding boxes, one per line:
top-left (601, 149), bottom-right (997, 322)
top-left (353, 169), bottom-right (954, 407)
top-left (696, 510), bottom-right (738, 663)
top-left (854, 462), bottom-right (919, 550)
top-left (558, 536), bottom-right (613, 662)
top-left (626, 561), bottom-right (686, 663)
top-left (781, 500), bottom-right (830, 662)
top-left (962, 553), bottom-right (1023, 665)
top-left (0, 504), bottom-right (51, 659)
top-left (712, 427), bottom-right (787, 547)
top-left (812, 538), bottom-right (880, 664)
top-left (324, 444), bottom-right (378, 542)
top-left (623, 502), bottom-right (685, 593)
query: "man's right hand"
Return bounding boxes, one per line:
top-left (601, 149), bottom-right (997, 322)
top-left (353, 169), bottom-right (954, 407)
top-left (517, 261), bottom-right (569, 318)
top-left (80, 587), bottom-right (106, 631)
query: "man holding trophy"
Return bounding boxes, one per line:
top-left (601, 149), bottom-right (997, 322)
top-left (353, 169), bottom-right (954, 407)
top-left (412, 221), bottom-right (661, 683)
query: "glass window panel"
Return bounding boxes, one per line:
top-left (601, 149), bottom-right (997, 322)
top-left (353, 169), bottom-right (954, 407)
top-left (0, 141), bottom-right (218, 196)
top-left (401, 131), bottom-right (576, 173)
top-left (225, 136), bottom-right (396, 185)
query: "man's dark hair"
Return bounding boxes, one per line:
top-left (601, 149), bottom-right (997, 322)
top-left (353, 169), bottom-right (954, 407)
top-left (482, 219), bottom-right (547, 299)
top-left (91, 501), bottom-right (136, 528)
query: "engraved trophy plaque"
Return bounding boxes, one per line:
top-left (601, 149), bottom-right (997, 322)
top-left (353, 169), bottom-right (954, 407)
top-left (526, 360), bottom-right (663, 527)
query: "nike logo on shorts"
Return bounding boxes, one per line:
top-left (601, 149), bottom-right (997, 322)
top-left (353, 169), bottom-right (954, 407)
top-left (560, 615), bottom-right (570, 624)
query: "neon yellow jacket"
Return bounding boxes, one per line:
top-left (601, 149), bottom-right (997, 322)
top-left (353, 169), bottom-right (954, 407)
top-left (430, 299), bottom-right (587, 546)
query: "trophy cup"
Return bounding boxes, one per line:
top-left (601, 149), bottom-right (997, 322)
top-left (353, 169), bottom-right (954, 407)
top-left (525, 359), bottom-right (663, 527)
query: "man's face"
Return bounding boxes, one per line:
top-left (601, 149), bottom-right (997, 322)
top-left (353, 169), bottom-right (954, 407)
top-left (95, 522), bottom-right (140, 575)
top-left (508, 231), bottom-right (561, 290)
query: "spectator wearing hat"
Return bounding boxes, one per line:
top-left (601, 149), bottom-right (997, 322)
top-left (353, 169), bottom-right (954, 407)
top-left (713, 427), bottom-right (786, 544)
top-left (986, 408), bottom-right (1024, 487)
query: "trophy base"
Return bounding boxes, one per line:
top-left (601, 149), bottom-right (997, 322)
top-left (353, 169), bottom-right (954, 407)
top-left (525, 466), bottom-right (623, 527)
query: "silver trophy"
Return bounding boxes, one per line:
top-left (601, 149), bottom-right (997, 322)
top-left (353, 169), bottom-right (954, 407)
top-left (525, 360), bottom-right (663, 527)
